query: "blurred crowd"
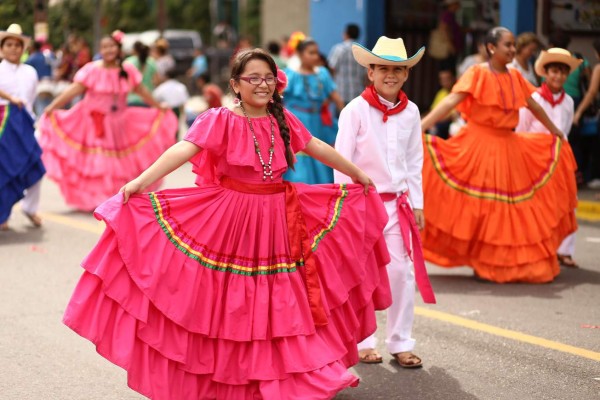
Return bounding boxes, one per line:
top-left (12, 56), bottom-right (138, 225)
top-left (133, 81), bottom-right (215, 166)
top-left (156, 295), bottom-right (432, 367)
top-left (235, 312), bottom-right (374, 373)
top-left (4, 11), bottom-right (599, 188)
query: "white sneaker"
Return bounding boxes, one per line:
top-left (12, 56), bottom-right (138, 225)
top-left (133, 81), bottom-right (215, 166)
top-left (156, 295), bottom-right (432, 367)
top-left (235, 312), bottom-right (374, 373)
top-left (587, 179), bottom-right (600, 189)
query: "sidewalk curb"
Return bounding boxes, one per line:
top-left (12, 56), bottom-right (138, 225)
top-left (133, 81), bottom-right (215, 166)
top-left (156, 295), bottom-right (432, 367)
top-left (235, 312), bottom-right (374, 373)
top-left (577, 200), bottom-right (600, 222)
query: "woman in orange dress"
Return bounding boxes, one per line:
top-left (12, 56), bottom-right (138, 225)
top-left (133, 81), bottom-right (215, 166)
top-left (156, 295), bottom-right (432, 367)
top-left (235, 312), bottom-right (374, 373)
top-left (421, 27), bottom-right (578, 283)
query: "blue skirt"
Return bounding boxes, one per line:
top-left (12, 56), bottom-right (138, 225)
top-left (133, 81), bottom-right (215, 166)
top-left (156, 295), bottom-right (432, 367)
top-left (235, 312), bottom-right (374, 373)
top-left (0, 105), bottom-right (45, 223)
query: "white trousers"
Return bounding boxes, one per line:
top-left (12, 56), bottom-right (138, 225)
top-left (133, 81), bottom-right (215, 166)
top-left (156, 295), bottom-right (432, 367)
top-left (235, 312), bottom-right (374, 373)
top-left (558, 233), bottom-right (576, 256)
top-left (358, 200), bottom-right (416, 354)
top-left (21, 180), bottom-right (42, 215)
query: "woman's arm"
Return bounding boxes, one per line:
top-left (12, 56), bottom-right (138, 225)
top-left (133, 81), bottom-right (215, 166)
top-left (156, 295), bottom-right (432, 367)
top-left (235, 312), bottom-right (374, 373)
top-left (303, 137), bottom-right (373, 193)
top-left (133, 83), bottom-right (163, 108)
top-left (574, 64), bottom-right (600, 125)
top-left (526, 96), bottom-right (563, 137)
top-left (121, 140), bottom-right (201, 203)
top-left (329, 91), bottom-right (345, 112)
top-left (44, 82), bottom-right (86, 113)
top-left (421, 92), bottom-right (467, 131)
top-left (0, 89), bottom-right (24, 108)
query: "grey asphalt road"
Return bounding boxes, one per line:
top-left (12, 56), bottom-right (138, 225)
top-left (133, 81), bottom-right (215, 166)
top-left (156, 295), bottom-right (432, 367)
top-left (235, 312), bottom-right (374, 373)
top-left (1, 164), bottom-right (599, 400)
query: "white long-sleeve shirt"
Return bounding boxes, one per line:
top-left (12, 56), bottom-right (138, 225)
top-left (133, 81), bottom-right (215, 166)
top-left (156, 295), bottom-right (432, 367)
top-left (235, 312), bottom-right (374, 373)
top-left (516, 91), bottom-right (574, 137)
top-left (0, 60), bottom-right (38, 116)
top-left (334, 95), bottom-right (424, 209)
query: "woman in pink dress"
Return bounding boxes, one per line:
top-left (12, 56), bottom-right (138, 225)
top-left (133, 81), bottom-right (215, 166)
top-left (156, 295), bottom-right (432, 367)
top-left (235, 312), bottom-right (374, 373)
top-left (62, 48), bottom-right (392, 399)
top-left (39, 32), bottom-right (177, 211)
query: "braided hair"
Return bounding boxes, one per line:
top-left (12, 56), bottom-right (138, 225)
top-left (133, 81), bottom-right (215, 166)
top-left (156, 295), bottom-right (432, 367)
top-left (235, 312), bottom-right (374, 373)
top-left (230, 48), bottom-right (294, 170)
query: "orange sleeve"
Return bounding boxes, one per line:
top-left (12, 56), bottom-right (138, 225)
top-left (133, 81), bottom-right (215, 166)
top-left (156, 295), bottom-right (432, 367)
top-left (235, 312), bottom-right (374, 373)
top-left (452, 64), bottom-right (479, 95)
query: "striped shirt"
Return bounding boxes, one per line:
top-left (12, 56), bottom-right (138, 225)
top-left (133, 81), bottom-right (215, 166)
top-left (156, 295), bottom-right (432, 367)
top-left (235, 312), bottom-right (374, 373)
top-left (328, 40), bottom-right (366, 104)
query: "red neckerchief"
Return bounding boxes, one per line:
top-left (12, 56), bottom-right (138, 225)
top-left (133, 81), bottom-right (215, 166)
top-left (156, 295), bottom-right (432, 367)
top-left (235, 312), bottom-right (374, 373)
top-left (361, 85), bottom-right (408, 122)
top-left (537, 82), bottom-right (565, 108)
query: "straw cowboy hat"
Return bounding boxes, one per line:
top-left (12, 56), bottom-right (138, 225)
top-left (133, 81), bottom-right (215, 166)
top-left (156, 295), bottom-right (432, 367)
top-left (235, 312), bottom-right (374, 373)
top-left (352, 36), bottom-right (425, 68)
top-left (0, 23), bottom-right (30, 48)
top-left (534, 48), bottom-right (582, 77)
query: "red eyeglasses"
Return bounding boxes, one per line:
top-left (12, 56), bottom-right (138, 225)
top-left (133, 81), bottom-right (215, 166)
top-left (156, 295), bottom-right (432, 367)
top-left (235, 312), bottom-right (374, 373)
top-left (238, 76), bottom-right (278, 85)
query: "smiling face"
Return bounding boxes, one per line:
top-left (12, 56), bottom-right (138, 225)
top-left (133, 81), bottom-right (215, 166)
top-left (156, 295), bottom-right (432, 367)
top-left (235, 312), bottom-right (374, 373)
top-left (100, 37), bottom-right (120, 63)
top-left (367, 64), bottom-right (409, 103)
top-left (230, 59), bottom-right (276, 114)
top-left (1, 37), bottom-right (24, 64)
top-left (544, 63), bottom-right (570, 93)
top-left (488, 31), bottom-right (516, 65)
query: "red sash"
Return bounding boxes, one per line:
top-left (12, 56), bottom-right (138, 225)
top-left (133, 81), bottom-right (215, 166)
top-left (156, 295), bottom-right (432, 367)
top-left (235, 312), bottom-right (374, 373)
top-left (537, 82), bottom-right (565, 108)
top-left (380, 192), bottom-right (436, 304)
top-left (361, 85), bottom-right (408, 122)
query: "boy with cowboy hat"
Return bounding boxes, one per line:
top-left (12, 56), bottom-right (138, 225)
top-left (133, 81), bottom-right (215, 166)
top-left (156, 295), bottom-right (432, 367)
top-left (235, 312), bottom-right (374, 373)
top-left (334, 36), bottom-right (436, 368)
top-left (517, 48), bottom-right (583, 268)
top-left (0, 23), bottom-right (44, 230)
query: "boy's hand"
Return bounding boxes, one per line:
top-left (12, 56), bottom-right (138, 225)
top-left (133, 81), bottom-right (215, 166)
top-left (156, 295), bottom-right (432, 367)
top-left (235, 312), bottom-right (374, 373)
top-left (413, 209), bottom-right (425, 230)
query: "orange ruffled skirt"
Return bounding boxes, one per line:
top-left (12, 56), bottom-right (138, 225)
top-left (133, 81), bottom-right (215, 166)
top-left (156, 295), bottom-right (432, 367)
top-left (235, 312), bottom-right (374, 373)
top-left (422, 123), bottom-right (578, 283)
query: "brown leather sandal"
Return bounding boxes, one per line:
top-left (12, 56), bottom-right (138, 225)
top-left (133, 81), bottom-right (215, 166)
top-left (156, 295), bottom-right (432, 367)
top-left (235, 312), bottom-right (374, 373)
top-left (392, 352), bottom-right (423, 368)
top-left (358, 349), bottom-right (383, 364)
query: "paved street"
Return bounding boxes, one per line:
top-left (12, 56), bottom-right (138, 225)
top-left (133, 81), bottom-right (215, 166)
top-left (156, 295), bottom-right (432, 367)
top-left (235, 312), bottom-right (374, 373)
top-left (1, 164), bottom-right (599, 400)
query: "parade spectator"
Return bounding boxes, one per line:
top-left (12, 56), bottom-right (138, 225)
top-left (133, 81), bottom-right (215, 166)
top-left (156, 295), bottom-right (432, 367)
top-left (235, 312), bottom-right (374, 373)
top-left (328, 23), bottom-right (366, 105)
top-left (152, 38), bottom-right (175, 83)
top-left (153, 68), bottom-right (189, 122)
top-left (126, 41), bottom-right (158, 106)
top-left (72, 36), bottom-right (91, 74)
top-left (438, 0), bottom-right (464, 70)
top-left (428, 69), bottom-right (457, 139)
top-left (510, 32), bottom-right (542, 86)
top-left (573, 39), bottom-right (600, 189)
top-left (421, 26), bottom-right (577, 283)
top-left (266, 40), bottom-right (286, 69)
top-left (547, 31), bottom-right (591, 186)
top-left (457, 38), bottom-right (488, 77)
top-left (202, 83), bottom-right (223, 109)
top-left (187, 47), bottom-right (208, 80)
top-left (284, 31), bottom-right (306, 71)
top-left (212, 20), bottom-right (237, 49)
top-left (26, 41), bottom-right (56, 116)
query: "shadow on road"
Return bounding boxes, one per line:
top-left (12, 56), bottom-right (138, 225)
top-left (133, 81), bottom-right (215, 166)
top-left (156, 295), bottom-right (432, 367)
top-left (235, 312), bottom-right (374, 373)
top-left (0, 226), bottom-right (45, 245)
top-left (336, 364), bottom-right (478, 400)
top-left (427, 267), bottom-right (600, 299)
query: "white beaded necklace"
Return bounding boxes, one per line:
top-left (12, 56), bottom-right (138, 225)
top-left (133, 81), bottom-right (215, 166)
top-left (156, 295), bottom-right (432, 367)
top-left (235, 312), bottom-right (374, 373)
top-left (240, 103), bottom-right (275, 180)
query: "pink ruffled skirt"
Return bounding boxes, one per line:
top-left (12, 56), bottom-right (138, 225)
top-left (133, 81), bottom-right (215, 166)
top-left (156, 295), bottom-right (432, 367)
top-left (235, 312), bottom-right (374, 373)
top-left (63, 181), bottom-right (392, 399)
top-left (39, 105), bottom-right (177, 211)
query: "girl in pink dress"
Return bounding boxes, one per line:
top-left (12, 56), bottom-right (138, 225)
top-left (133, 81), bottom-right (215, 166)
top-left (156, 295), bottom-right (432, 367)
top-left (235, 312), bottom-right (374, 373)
top-left (39, 33), bottom-right (177, 211)
top-left (62, 48), bottom-right (392, 399)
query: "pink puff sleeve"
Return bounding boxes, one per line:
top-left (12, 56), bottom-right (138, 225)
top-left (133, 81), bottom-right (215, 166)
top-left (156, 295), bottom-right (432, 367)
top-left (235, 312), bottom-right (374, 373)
top-left (73, 62), bottom-right (97, 88)
top-left (284, 109), bottom-right (313, 153)
top-left (184, 108), bottom-right (228, 156)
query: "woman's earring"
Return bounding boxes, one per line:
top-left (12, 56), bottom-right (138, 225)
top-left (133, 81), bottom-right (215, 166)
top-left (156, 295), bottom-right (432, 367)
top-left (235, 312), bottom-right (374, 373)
top-left (269, 98), bottom-right (274, 103)
top-left (233, 96), bottom-right (242, 106)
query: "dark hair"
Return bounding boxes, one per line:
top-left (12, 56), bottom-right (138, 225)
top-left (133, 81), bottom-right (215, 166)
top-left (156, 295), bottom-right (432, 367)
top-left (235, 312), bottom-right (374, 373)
top-left (346, 24), bottom-right (360, 40)
top-left (103, 35), bottom-right (128, 80)
top-left (133, 41), bottom-right (150, 69)
top-left (296, 38), bottom-right (318, 54)
top-left (33, 41), bottom-right (43, 52)
top-left (230, 48), bottom-right (294, 170)
top-left (196, 72), bottom-right (210, 83)
top-left (544, 62), bottom-right (571, 74)
top-left (165, 68), bottom-right (178, 79)
top-left (484, 26), bottom-right (511, 57)
top-left (549, 31), bottom-right (570, 49)
top-left (267, 41), bottom-right (280, 55)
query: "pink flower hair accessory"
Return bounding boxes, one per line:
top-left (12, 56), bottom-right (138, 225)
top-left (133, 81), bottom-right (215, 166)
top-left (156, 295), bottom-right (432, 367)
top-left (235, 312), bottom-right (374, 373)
top-left (111, 30), bottom-right (125, 44)
top-left (276, 68), bottom-right (288, 95)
